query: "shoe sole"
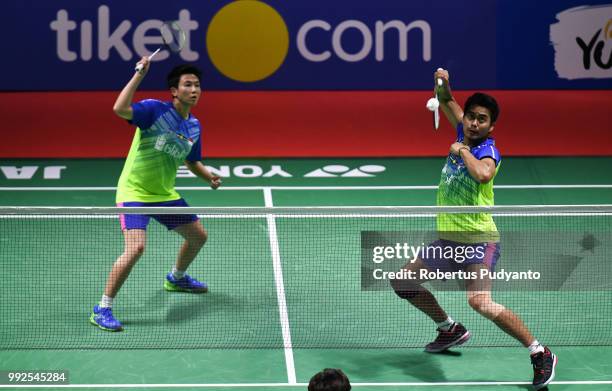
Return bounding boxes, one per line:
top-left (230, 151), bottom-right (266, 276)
top-left (89, 314), bottom-right (123, 332)
top-left (534, 353), bottom-right (557, 390)
top-left (425, 330), bottom-right (471, 353)
top-left (164, 280), bottom-right (208, 293)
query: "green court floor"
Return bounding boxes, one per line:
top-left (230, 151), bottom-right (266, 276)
top-left (1, 157), bottom-right (612, 390)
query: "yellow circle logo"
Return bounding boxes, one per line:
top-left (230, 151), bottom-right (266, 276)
top-left (206, 0), bottom-right (289, 83)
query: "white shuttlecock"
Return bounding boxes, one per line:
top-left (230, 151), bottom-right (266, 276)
top-left (426, 97), bottom-right (439, 111)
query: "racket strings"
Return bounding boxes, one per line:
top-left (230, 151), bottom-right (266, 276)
top-left (160, 21), bottom-right (186, 52)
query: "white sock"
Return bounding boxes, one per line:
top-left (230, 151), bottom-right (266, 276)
top-left (436, 317), bottom-right (455, 331)
top-left (99, 295), bottom-right (113, 308)
top-left (528, 340), bottom-right (545, 355)
top-left (172, 267), bottom-right (185, 280)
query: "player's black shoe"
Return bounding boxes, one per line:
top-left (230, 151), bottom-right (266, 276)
top-left (424, 322), bottom-right (471, 353)
top-left (531, 346), bottom-right (557, 390)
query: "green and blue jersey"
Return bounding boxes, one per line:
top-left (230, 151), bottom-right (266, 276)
top-left (116, 99), bottom-right (202, 203)
top-left (437, 123), bottom-right (500, 242)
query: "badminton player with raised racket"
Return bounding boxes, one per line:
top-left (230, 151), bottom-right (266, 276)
top-left (90, 55), bottom-right (221, 332)
top-left (391, 69), bottom-right (557, 390)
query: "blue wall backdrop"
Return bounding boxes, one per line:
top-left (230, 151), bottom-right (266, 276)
top-left (2, 0), bottom-right (611, 90)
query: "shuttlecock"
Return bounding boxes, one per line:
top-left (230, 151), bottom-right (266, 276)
top-left (426, 97), bottom-right (439, 111)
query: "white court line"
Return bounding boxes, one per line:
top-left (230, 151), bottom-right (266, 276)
top-left (3, 380), bottom-right (612, 388)
top-left (3, 213), bottom-right (612, 219)
top-left (1, 185), bottom-right (610, 386)
top-left (1, 184), bottom-right (612, 191)
top-left (263, 187), bottom-right (297, 385)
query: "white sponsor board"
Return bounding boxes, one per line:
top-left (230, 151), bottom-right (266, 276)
top-left (550, 5), bottom-right (612, 80)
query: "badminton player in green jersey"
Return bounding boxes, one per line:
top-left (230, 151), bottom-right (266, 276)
top-left (391, 69), bottom-right (556, 389)
top-left (90, 56), bottom-right (221, 332)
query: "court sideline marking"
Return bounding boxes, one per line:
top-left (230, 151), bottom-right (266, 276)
top-left (1, 184), bottom-right (612, 191)
top-left (2, 380), bottom-right (612, 388)
top-left (263, 188), bottom-right (297, 384)
top-left (2, 185), bottom-right (611, 386)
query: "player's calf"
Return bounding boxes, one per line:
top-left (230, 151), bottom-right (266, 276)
top-left (390, 278), bottom-right (422, 300)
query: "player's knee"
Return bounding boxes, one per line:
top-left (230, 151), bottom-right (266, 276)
top-left (188, 228), bottom-right (207, 248)
top-left (390, 279), bottom-right (421, 300)
top-left (468, 294), bottom-right (505, 320)
top-left (125, 242), bottom-right (145, 258)
top-left (194, 228), bottom-right (207, 247)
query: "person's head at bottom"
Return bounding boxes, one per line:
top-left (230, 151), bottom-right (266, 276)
top-left (308, 368), bottom-right (351, 391)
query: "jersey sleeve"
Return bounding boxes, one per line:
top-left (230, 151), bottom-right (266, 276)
top-left (456, 123), bottom-right (465, 142)
top-left (473, 143), bottom-right (501, 166)
top-left (129, 99), bottom-right (163, 130)
top-left (185, 136), bottom-right (202, 162)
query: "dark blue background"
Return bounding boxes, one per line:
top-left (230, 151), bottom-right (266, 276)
top-left (1, 0), bottom-right (610, 90)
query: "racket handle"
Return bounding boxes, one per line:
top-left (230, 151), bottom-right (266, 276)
top-left (134, 48), bottom-right (161, 72)
top-left (148, 48), bottom-right (161, 60)
top-left (435, 68), bottom-right (444, 86)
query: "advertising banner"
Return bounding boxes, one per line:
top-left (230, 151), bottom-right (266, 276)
top-left (2, 0), bottom-right (610, 90)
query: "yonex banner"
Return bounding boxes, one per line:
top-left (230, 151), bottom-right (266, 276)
top-left (1, 0), bottom-right (610, 90)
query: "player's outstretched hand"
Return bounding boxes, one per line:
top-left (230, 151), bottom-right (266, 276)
top-left (434, 68), bottom-right (449, 85)
top-left (209, 176), bottom-right (222, 190)
top-left (135, 56), bottom-right (151, 75)
top-left (434, 68), bottom-right (452, 102)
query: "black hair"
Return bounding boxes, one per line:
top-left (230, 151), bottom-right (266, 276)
top-left (167, 64), bottom-right (202, 89)
top-left (308, 368), bottom-right (351, 391)
top-left (464, 92), bottom-right (499, 123)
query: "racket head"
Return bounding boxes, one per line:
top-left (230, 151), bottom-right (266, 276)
top-left (160, 21), bottom-right (186, 53)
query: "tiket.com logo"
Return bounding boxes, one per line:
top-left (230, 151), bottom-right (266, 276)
top-left (206, 1), bottom-right (289, 82)
top-left (550, 5), bottom-right (612, 80)
top-left (50, 6), bottom-right (200, 62)
top-left (50, 1), bottom-right (432, 83)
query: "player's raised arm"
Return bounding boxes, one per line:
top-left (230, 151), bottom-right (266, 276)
top-left (434, 68), bottom-right (463, 129)
top-left (113, 57), bottom-right (151, 120)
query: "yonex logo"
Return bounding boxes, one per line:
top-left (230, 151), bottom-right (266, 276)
top-left (50, 2), bottom-right (433, 83)
top-left (177, 164), bottom-right (387, 178)
top-left (0, 164), bottom-right (388, 181)
top-left (1, 166), bottom-right (66, 180)
top-left (304, 165), bottom-right (386, 177)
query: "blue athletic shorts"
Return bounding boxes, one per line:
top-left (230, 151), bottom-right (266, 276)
top-left (420, 239), bottom-right (500, 273)
top-left (117, 199), bottom-right (198, 231)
